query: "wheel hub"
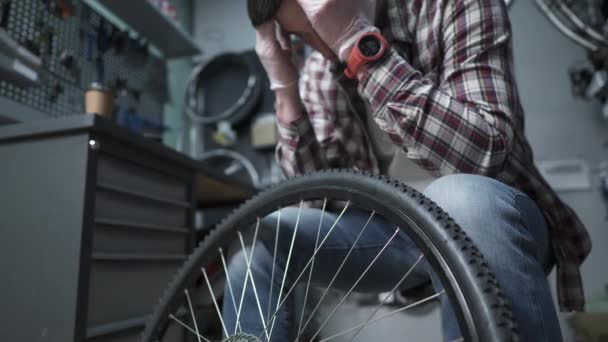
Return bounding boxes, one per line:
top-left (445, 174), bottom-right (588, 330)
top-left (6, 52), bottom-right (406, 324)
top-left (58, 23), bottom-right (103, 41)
top-left (223, 333), bottom-right (261, 342)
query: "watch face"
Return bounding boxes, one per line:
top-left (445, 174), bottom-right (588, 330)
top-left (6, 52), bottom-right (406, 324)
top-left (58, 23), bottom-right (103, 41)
top-left (359, 35), bottom-right (382, 57)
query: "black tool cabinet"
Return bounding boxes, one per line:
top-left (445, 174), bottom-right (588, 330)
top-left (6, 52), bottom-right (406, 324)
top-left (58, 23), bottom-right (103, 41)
top-left (0, 115), bottom-right (200, 342)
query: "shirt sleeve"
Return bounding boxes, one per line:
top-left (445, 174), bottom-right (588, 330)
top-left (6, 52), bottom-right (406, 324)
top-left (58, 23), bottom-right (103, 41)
top-left (275, 114), bottom-right (326, 177)
top-left (276, 52), bottom-right (378, 177)
top-left (357, 0), bottom-right (516, 177)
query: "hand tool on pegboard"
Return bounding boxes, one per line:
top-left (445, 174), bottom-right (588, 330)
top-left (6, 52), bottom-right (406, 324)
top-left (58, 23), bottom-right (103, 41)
top-left (25, 9), bottom-right (55, 59)
top-left (130, 88), bottom-right (141, 103)
top-left (94, 19), bottom-right (109, 83)
top-left (138, 39), bottom-right (149, 63)
top-left (111, 77), bottom-right (128, 95)
top-left (109, 27), bottom-right (128, 55)
top-left (125, 36), bottom-right (149, 66)
top-left (86, 30), bottom-right (94, 62)
top-left (96, 19), bottom-right (110, 54)
top-left (59, 50), bottom-right (75, 69)
top-left (0, 0), bottom-right (11, 29)
top-left (40, 26), bottom-right (55, 57)
top-left (143, 58), bottom-right (169, 103)
top-left (48, 81), bottom-right (63, 103)
top-left (78, 4), bottom-right (88, 57)
top-left (95, 55), bottom-right (105, 83)
top-left (22, 18), bottom-right (44, 57)
top-left (79, 29), bottom-right (98, 63)
top-left (40, 0), bottom-right (73, 20)
top-left (78, 4), bottom-right (96, 62)
top-left (54, 0), bottom-right (74, 21)
top-left (59, 49), bottom-right (80, 82)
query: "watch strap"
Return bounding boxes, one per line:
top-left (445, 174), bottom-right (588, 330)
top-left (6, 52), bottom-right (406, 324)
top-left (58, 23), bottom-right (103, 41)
top-left (345, 32), bottom-right (389, 79)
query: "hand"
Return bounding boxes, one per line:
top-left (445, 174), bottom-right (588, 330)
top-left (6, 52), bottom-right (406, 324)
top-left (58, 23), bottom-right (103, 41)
top-left (255, 21), bottom-right (299, 90)
top-left (297, 0), bottom-right (378, 61)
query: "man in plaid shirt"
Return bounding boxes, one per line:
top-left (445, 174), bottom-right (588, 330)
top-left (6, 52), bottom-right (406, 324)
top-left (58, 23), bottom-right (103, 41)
top-left (223, 0), bottom-right (592, 340)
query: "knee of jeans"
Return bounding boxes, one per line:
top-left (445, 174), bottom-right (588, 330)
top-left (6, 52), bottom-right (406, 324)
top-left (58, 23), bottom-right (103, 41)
top-left (257, 210), bottom-right (285, 247)
top-left (258, 208), bottom-right (301, 251)
top-left (227, 244), bottom-right (273, 280)
top-left (227, 247), bottom-right (252, 282)
top-left (422, 174), bottom-right (514, 233)
top-left (424, 173), bottom-right (500, 205)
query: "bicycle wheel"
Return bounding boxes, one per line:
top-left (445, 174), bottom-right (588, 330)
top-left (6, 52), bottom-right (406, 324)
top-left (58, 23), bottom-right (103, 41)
top-left (140, 170), bottom-right (518, 342)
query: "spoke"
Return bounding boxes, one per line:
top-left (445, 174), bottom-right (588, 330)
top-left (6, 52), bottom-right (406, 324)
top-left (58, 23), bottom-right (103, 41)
top-left (234, 233), bottom-right (249, 334)
top-left (267, 208), bottom-right (282, 323)
top-left (318, 290), bottom-right (445, 342)
top-left (219, 247), bottom-right (242, 333)
top-left (297, 199), bottom-right (327, 340)
top-left (307, 228), bottom-right (401, 342)
top-left (184, 289), bottom-right (202, 342)
top-left (296, 211), bottom-right (377, 338)
top-left (169, 314), bottom-right (212, 342)
top-left (234, 218), bottom-right (262, 334)
top-left (268, 201), bottom-right (304, 340)
top-left (237, 230), bottom-right (270, 342)
top-left (347, 254), bottom-right (425, 342)
top-left (201, 267), bottom-right (230, 337)
top-left (258, 201), bottom-right (352, 341)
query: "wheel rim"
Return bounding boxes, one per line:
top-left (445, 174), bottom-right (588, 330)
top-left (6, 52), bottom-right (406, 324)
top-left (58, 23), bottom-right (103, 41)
top-left (141, 172), bottom-right (516, 342)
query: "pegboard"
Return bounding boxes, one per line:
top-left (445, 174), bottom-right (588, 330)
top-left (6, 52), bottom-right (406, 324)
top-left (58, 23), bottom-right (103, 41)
top-left (0, 0), bottom-right (167, 121)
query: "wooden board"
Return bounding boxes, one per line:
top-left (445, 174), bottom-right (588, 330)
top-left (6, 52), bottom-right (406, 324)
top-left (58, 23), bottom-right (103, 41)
top-left (196, 172), bottom-right (254, 205)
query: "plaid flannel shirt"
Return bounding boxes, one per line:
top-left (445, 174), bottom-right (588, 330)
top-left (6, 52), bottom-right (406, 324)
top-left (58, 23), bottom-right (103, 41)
top-left (275, 0), bottom-right (591, 311)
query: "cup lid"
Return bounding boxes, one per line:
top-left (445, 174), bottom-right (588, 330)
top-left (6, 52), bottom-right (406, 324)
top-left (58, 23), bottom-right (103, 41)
top-left (88, 82), bottom-right (111, 92)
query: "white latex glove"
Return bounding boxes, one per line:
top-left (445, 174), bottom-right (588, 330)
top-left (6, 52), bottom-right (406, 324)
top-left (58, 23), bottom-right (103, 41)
top-left (297, 0), bottom-right (378, 61)
top-left (255, 21), bottom-right (299, 90)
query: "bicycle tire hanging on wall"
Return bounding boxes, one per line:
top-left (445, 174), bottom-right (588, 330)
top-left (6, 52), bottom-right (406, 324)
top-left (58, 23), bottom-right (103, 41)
top-left (186, 52), bottom-right (263, 125)
top-left (536, 0), bottom-right (608, 51)
top-left (536, 0), bottom-right (608, 115)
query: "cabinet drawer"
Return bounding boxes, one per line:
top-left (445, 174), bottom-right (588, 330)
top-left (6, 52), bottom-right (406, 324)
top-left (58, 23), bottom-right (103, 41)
top-left (93, 221), bottom-right (189, 255)
top-left (88, 324), bottom-right (184, 342)
top-left (95, 189), bottom-right (188, 227)
top-left (97, 154), bottom-right (188, 202)
top-left (87, 259), bottom-right (186, 327)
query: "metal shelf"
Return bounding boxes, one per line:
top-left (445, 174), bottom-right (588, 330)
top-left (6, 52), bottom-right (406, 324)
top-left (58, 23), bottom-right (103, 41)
top-left (92, 0), bottom-right (201, 58)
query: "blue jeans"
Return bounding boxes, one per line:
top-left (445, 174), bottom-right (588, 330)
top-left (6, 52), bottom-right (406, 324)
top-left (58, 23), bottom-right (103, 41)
top-left (222, 174), bottom-right (562, 341)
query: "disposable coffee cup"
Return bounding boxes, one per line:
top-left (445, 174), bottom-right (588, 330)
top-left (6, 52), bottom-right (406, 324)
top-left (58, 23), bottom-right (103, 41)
top-left (85, 82), bottom-right (114, 118)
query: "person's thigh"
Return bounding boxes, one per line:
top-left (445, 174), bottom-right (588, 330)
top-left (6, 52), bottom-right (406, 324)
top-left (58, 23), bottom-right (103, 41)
top-left (257, 205), bottom-right (429, 294)
top-left (424, 174), bottom-right (562, 342)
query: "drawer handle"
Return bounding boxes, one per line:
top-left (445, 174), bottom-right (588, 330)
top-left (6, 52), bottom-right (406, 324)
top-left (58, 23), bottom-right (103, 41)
top-left (92, 253), bottom-right (187, 262)
top-left (95, 218), bottom-right (190, 234)
top-left (97, 182), bottom-right (191, 209)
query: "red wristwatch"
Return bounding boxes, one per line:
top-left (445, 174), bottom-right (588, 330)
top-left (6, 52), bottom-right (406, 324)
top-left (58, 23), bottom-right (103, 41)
top-left (345, 31), bottom-right (389, 79)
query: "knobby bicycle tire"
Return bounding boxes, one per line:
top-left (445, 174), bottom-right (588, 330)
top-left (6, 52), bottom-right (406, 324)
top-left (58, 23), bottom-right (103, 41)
top-left (140, 169), bottom-right (518, 342)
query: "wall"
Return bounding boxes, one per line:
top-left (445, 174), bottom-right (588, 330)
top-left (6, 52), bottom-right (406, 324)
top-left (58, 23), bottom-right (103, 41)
top-left (190, 0), bottom-right (608, 339)
top-left (193, 0), bottom-right (254, 59)
top-left (511, 0), bottom-right (608, 298)
top-left (163, 0), bottom-right (197, 150)
top-left (510, 0), bottom-right (608, 338)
